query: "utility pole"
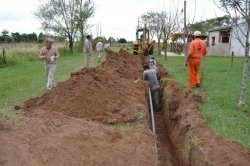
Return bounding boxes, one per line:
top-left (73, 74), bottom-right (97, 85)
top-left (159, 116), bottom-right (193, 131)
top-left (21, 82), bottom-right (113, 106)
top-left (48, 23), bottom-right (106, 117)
top-left (184, 0), bottom-right (188, 64)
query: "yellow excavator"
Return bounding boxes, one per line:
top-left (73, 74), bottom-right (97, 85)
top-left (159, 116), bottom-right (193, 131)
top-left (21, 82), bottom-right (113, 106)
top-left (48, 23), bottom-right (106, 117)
top-left (132, 23), bottom-right (154, 56)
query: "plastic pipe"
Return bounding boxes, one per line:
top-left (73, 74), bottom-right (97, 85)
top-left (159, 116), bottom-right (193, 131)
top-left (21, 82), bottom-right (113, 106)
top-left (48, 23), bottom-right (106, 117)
top-left (148, 87), bottom-right (156, 134)
top-left (148, 88), bottom-right (159, 159)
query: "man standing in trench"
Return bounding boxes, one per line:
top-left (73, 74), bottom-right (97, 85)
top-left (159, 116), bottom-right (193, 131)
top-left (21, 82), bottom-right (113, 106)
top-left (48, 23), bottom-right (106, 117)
top-left (185, 31), bottom-right (208, 89)
top-left (143, 63), bottom-right (160, 112)
top-left (83, 35), bottom-right (93, 68)
top-left (39, 37), bottom-right (60, 90)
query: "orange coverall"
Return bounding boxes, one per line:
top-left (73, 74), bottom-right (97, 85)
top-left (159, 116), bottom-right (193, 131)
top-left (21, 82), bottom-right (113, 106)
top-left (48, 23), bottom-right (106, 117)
top-left (187, 38), bottom-right (208, 88)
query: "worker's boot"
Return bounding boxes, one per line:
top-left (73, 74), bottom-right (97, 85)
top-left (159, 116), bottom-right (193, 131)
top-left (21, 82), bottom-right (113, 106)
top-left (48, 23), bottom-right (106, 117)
top-left (195, 83), bottom-right (201, 88)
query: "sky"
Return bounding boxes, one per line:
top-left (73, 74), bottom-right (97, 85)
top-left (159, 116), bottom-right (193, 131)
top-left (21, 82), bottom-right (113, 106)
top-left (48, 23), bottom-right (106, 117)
top-left (0, 0), bottom-right (226, 41)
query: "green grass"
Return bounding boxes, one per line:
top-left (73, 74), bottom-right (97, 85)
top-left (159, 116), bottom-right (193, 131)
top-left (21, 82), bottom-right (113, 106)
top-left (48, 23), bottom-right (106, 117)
top-left (0, 51), bottom-right (103, 118)
top-left (156, 55), bottom-right (250, 150)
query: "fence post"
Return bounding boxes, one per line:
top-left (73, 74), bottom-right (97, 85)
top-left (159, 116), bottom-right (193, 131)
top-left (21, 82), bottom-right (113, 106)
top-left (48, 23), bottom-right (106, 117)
top-left (3, 48), bottom-right (7, 64)
top-left (231, 51), bottom-right (234, 68)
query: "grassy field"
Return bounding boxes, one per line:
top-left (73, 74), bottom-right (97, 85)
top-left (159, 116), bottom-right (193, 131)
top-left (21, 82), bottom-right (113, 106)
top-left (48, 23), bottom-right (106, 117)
top-left (1, 46), bottom-right (250, 150)
top-left (156, 54), bottom-right (250, 150)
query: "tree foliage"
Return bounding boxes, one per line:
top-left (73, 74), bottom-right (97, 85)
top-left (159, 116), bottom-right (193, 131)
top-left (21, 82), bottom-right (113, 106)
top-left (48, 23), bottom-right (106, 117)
top-left (0, 30), bottom-right (38, 43)
top-left (34, 0), bottom-right (95, 52)
top-left (187, 15), bottom-right (231, 34)
top-left (118, 38), bottom-right (127, 43)
top-left (141, 10), bottom-right (182, 58)
top-left (76, 0), bottom-right (95, 41)
top-left (141, 12), bottom-right (167, 54)
top-left (108, 36), bottom-right (116, 43)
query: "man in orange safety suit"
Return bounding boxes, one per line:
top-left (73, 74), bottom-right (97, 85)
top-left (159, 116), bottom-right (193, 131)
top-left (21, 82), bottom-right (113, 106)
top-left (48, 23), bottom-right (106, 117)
top-left (185, 31), bottom-right (208, 89)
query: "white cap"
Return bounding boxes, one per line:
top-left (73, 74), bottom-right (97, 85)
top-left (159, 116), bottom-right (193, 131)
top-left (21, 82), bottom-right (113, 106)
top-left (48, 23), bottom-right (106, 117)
top-left (194, 31), bottom-right (201, 36)
top-left (149, 59), bottom-right (155, 63)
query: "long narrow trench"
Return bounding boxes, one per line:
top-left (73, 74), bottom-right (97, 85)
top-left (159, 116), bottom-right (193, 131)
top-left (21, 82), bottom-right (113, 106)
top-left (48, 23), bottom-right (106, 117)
top-left (148, 85), bottom-right (180, 166)
top-left (154, 110), bottom-right (179, 166)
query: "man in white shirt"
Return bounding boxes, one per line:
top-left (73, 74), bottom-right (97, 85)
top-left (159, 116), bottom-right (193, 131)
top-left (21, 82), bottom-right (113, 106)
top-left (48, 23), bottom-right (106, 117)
top-left (104, 43), bottom-right (111, 53)
top-left (83, 35), bottom-right (93, 68)
top-left (96, 41), bottom-right (103, 63)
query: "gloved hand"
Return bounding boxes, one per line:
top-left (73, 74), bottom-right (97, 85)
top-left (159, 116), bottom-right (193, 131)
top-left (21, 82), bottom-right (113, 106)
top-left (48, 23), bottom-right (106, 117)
top-left (184, 62), bottom-right (188, 67)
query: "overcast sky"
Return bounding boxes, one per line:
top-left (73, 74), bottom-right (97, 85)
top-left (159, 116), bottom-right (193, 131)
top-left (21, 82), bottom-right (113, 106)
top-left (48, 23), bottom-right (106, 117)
top-left (0, 0), bottom-right (225, 41)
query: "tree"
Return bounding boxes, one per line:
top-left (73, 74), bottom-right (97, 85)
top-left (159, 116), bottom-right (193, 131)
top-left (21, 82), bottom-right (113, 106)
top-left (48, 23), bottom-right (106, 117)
top-left (28, 33), bottom-right (38, 42)
top-left (162, 10), bottom-right (182, 61)
top-left (1, 30), bottom-right (11, 43)
top-left (118, 38), bottom-right (127, 43)
top-left (35, 0), bottom-right (95, 52)
top-left (11, 32), bottom-right (22, 43)
top-left (76, 0), bottom-right (95, 42)
top-left (214, 0), bottom-right (250, 106)
top-left (108, 36), bottom-right (116, 43)
top-left (20, 34), bottom-right (29, 42)
top-left (187, 15), bottom-right (231, 34)
top-left (37, 32), bottom-right (45, 43)
top-left (141, 12), bottom-right (166, 55)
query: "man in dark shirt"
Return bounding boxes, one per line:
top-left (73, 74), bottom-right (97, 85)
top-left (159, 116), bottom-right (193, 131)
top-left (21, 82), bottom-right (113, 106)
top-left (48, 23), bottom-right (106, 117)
top-left (143, 63), bottom-right (160, 112)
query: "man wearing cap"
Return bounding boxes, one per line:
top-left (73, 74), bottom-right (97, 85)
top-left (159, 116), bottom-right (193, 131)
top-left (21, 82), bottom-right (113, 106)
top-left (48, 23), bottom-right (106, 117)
top-left (185, 31), bottom-right (208, 89)
top-left (149, 58), bottom-right (157, 73)
top-left (83, 35), bottom-right (93, 68)
top-left (149, 55), bottom-right (157, 64)
top-left (143, 63), bottom-right (160, 112)
top-left (39, 37), bottom-right (60, 90)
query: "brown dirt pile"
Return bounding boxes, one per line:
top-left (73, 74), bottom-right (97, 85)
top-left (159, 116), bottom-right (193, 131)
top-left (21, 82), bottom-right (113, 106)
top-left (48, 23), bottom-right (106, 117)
top-left (0, 50), bottom-right (158, 166)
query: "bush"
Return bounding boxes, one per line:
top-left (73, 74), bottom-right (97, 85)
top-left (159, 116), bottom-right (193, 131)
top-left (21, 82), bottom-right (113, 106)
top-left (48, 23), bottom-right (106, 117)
top-left (74, 41), bottom-right (83, 53)
top-left (58, 47), bottom-right (71, 55)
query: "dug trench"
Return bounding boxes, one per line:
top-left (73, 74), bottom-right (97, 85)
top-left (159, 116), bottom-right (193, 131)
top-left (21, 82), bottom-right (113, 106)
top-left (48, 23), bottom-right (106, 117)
top-left (0, 49), bottom-right (249, 166)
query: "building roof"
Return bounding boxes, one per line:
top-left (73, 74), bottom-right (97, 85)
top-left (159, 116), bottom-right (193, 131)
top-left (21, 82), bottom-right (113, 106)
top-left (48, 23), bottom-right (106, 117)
top-left (208, 25), bottom-right (232, 32)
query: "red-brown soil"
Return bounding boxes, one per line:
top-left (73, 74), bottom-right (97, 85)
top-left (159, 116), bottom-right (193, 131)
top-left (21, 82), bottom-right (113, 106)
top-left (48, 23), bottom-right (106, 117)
top-left (0, 49), bottom-right (249, 166)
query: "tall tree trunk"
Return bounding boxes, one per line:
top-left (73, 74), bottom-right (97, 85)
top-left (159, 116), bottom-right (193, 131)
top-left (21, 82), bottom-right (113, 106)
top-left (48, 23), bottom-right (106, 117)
top-left (163, 36), bottom-right (168, 61)
top-left (157, 38), bottom-right (161, 55)
top-left (238, 26), bottom-right (250, 106)
top-left (67, 33), bottom-right (74, 53)
top-left (69, 40), bottom-right (74, 53)
top-left (164, 41), bottom-right (168, 61)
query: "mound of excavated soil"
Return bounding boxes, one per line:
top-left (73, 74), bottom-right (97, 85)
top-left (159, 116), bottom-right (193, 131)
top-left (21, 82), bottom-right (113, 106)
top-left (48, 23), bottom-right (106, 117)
top-left (0, 50), bottom-right (158, 166)
top-left (24, 49), bottom-right (147, 124)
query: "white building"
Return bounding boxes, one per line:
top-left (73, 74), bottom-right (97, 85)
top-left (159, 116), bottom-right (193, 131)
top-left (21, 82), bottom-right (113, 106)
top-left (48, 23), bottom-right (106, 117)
top-left (208, 22), bottom-right (249, 56)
